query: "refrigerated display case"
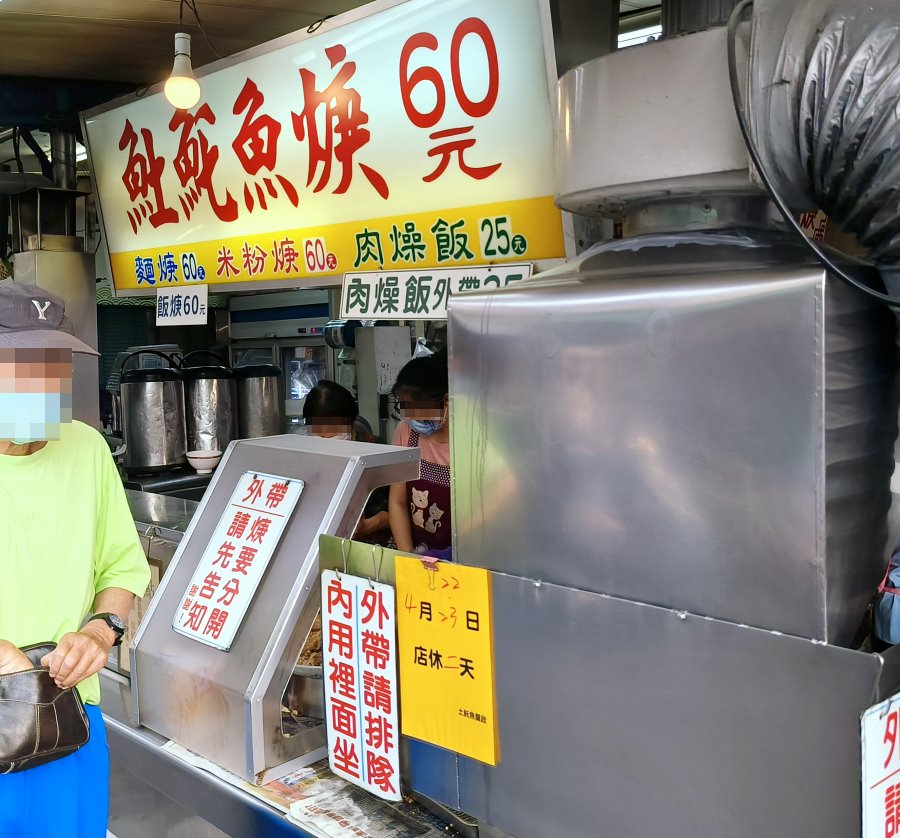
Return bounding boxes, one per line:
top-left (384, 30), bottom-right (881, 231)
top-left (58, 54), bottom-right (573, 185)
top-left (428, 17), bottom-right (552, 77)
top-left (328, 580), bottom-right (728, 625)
top-left (228, 290), bottom-right (338, 418)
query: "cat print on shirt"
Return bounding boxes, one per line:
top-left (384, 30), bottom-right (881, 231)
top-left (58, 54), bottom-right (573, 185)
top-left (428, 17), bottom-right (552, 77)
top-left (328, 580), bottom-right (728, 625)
top-left (411, 487), bottom-right (428, 528)
top-left (425, 503), bottom-right (444, 534)
top-left (410, 489), bottom-right (445, 534)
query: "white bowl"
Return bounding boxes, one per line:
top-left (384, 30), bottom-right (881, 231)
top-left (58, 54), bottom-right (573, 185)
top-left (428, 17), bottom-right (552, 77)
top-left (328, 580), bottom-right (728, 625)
top-left (186, 450), bottom-right (222, 474)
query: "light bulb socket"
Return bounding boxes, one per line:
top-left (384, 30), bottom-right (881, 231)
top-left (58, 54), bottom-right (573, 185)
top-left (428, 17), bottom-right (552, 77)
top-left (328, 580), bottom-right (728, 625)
top-left (173, 32), bottom-right (193, 59)
top-left (165, 31), bottom-right (200, 109)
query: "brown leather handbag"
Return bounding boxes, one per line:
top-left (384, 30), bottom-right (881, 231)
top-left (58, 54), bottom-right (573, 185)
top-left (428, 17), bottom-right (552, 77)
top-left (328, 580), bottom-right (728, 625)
top-left (0, 643), bottom-right (90, 774)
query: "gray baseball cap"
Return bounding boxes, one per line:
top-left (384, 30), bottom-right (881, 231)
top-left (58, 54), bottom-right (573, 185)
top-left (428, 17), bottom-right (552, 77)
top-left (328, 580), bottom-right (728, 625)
top-left (0, 281), bottom-right (98, 356)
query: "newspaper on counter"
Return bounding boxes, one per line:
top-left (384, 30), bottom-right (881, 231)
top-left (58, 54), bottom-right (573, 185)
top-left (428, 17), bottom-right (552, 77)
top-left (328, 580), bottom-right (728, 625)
top-left (285, 764), bottom-right (451, 838)
top-left (163, 745), bottom-right (452, 837)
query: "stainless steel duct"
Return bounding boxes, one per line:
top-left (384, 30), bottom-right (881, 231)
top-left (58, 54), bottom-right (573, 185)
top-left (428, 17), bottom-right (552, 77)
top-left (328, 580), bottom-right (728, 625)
top-left (49, 129), bottom-right (77, 191)
top-left (745, 0), bottom-right (900, 269)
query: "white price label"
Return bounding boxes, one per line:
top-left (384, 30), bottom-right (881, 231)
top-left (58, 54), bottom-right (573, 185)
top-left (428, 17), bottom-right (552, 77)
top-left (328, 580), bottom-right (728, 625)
top-left (156, 284), bottom-right (209, 326)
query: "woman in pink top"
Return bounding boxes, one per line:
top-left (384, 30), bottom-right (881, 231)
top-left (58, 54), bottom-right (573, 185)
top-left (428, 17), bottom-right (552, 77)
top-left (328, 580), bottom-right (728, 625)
top-left (388, 350), bottom-right (452, 558)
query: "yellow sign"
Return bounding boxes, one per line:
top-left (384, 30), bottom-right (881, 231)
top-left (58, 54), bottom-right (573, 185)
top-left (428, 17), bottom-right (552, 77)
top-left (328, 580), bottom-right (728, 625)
top-left (395, 556), bottom-right (498, 765)
top-left (107, 196), bottom-right (563, 291)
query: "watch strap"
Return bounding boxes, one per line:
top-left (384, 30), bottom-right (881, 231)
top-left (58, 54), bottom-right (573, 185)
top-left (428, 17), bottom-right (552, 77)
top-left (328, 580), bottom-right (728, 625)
top-left (86, 612), bottom-right (126, 646)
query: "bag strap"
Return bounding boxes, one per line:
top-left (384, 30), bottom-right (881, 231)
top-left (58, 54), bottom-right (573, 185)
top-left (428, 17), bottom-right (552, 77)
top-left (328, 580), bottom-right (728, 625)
top-left (878, 550), bottom-right (900, 595)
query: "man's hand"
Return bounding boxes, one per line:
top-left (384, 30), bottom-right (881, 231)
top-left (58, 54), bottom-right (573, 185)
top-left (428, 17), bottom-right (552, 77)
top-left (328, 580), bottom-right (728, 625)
top-left (0, 640), bottom-right (31, 675)
top-left (40, 623), bottom-right (114, 689)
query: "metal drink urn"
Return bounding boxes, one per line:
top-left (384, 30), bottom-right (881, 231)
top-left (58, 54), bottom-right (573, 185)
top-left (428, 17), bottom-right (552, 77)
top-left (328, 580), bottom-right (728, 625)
top-left (234, 364), bottom-right (285, 438)
top-left (120, 351), bottom-right (187, 473)
top-left (180, 351), bottom-right (238, 454)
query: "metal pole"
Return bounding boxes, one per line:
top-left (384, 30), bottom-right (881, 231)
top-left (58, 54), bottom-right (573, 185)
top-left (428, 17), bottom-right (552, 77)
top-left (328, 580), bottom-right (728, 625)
top-left (49, 128), bottom-right (77, 235)
top-left (49, 128), bottom-right (77, 191)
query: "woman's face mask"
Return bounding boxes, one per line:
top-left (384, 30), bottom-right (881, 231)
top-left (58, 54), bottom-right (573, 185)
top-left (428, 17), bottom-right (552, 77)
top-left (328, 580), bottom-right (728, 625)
top-left (406, 406), bottom-right (448, 436)
top-left (399, 397), bottom-right (448, 436)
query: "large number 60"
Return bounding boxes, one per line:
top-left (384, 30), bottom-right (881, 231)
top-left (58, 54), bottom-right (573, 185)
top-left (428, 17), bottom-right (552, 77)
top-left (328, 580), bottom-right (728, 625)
top-left (400, 18), bottom-right (500, 129)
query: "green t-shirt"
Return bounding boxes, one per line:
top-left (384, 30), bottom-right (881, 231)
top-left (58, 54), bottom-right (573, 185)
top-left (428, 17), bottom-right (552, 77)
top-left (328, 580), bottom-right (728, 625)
top-left (0, 420), bottom-right (150, 704)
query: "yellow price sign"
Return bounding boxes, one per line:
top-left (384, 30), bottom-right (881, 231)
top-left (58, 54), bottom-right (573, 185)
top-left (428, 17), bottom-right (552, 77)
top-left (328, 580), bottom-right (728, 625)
top-left (395, 556), bottom-right (499, 765)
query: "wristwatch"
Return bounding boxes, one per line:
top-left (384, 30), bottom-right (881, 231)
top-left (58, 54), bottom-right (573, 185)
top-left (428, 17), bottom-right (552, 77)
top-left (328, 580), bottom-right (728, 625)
top-left (87, 613), bottom-right (126, 647)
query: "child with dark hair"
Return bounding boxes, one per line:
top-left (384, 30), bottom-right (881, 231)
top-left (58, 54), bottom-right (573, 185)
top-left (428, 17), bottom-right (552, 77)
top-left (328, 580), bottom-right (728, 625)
top-left (303, 380), bottom-right (388, 541)
top-left (388, 349), bottom-right (452, 559)
top-left (302, 380), bottom-right (373, 441)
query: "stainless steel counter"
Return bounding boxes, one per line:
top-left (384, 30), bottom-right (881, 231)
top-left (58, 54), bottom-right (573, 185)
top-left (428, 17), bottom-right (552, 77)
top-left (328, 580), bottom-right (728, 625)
top-left (125, 488), bottom-right (199, 542)
top-left (101, 671), bottom-right (314, 838)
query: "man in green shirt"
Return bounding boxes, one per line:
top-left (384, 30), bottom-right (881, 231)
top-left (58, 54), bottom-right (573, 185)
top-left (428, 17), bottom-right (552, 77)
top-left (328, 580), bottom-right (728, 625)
top-left (0, 281), bottom-right (150, 837)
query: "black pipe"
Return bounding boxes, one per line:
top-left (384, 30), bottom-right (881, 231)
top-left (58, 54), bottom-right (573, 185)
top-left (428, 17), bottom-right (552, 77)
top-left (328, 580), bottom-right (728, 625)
top-left (17, 129), bottom-right (52, 181)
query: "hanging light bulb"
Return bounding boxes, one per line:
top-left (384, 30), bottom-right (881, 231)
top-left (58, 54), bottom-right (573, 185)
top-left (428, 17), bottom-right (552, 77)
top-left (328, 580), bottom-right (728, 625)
top-left (164, 32), bottom-right (201, 110)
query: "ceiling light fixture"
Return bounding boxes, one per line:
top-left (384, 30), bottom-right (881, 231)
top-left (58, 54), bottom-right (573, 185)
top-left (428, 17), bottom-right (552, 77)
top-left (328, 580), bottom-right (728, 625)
top-left (164, 32), bottom-right (200, 110)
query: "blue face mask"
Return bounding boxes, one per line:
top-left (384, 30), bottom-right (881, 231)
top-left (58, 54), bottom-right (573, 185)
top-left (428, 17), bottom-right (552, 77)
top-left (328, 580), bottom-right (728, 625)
top-left (408, 419), bottom-right (441, 435)
top-left (0, 392), bottom-right (71, 443)
top-left (408, 412), bottom-right (446, 436)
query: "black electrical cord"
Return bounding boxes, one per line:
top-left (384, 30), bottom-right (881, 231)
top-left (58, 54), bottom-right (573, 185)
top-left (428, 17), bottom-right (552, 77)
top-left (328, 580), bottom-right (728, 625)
top-left (307, 15), bottom-right (334, 34)
top-left (18, 129), bottom-right (52, 181)
top-left (186, 0), bottom-right (222, 59)
top-left (11, 129), bottom-right (23, 175)
top-left (726, 0), bottom-right (900, 309)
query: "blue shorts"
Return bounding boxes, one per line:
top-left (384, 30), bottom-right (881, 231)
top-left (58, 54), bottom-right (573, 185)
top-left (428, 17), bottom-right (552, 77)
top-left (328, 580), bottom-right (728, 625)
top-left (0, 704), bottom-right (109, 838)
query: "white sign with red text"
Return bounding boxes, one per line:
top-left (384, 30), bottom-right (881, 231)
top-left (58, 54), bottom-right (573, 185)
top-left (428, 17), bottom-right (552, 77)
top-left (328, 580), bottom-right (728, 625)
top-left (173, 472), bottom-right (303, 651)
top-left (321, 571), bottom-right (400, 801)
top-left (863, 695), bottom-right (900, 837)
top-left (82, 0), bottom-right (564, 292)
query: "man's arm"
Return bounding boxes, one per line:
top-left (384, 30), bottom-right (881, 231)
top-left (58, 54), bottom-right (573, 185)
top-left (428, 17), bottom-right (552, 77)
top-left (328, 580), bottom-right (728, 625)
top-left (41, 588), bottom-right (135, 689)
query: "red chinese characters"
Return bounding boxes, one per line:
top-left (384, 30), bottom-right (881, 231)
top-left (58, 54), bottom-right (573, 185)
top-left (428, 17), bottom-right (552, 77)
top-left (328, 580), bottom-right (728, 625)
top-left (272, 237), bottom-right (300, 274)
top-left (232, 78), bottom-right (299, 212)
top-left (169, 105), bottom-right (239, 223)
top-left (324, 574), bottom-right (362, 782)
top-left (266, 481), bottom-right (290, 509)
top-left (888, 783), bottom-right (900, 838)
top-left (322, 572), bottom-right (399, 799)
top-left (176, 473), bottom-right (299, 649)
top-left (216, 246), bottom-right (240, 278)
top-left (243, 477), bottom-right (265, 505)
top-left (119, 120), bottom-right (179, 233)
top-left (241, 243), bottom-right (268, 276)
top-left (292, 44), bottom-right (389, 200)
top-left (399, 19), bottom-right (501, 183)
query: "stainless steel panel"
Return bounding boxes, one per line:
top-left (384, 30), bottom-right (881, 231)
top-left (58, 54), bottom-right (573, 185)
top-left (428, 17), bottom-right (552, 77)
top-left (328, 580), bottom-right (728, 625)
top-left (412, 575), bottom-right (890, 838)
top-left (449, 235), bottom-right (897, 644)
top-left (126, 489), bottom-right (199, 538)
top-left (237, 375), bottom-right (286, 438)
top-left (823, 279), bottom-right (898, 642)
top-left (100, 673), bottom-right (312, 838)
top-left (186, 377), bottom-right (238, 453)
top-left (122, 379), bottom-right (188, 471)
top-left (132, 435), bottom-right (418, 780)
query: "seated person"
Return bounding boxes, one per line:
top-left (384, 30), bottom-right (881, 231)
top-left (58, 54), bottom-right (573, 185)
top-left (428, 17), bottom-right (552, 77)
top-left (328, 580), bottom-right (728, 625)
top-left (303, 381), bottom-right (390, 543)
